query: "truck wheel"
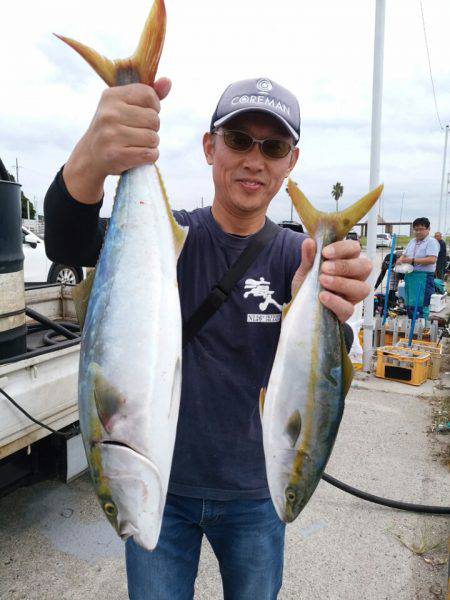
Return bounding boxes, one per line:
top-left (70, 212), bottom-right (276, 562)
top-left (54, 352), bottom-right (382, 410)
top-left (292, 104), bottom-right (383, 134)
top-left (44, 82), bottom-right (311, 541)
top-left (48, 264), bottom-right (82, 285)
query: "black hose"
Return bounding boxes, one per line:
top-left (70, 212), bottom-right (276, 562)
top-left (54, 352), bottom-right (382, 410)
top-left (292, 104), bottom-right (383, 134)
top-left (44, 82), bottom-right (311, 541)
top-left (322, 472), bottom-right (450, 515)
top-left (0, 387), bottom-right (70, 438)
top-left (1, 378), bottom-right (449, 513)
top-left (42, 322), bottom-right (80, 346)
top-left (25, 307), bottom-right (80, 341)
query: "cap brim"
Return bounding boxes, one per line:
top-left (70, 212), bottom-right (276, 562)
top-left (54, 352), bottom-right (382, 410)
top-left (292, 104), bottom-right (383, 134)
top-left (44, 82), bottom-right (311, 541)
top-left (213, 107), bottom-right (299, 143)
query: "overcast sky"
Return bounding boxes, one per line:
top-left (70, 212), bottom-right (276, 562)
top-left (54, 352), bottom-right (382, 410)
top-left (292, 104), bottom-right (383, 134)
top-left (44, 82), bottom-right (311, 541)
top-left (1, 0), bottom-right (449, 233)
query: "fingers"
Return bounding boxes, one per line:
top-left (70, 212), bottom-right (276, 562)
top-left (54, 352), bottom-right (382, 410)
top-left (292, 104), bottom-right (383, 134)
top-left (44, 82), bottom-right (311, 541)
top-left (114, 83), bottom-right (161, 111)
top-left (154, 77), bottom-right (172, 100)
top-left (291, 238), bottom-right (316, 296)
top-left (319, 291), bottom-right (355, 323)
top-left (300, 238), bottom-right (316, 269)
top-left (118, 147), bottom-right (160, 171)
top-left (320, 239), bottom-right (371, 322)
top-left (319, 274), bottom-right (370, 305)
top-left (117, 104), bottom-right (160, 130)
top-left (82, 82), bottom-right (171, 177)
top-left (321, 257), bottom-right (372, 281)
top-left (116, 125), bottom-right (160, 149)
top-left (322, 240), bottom-right (361, 260)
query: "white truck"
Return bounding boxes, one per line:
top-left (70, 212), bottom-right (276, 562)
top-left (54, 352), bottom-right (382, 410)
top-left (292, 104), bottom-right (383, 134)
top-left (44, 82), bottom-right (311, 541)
top-left (0, 283), bottom-right (86, 494)
top-left (22, 225), bottom-right (84, 285)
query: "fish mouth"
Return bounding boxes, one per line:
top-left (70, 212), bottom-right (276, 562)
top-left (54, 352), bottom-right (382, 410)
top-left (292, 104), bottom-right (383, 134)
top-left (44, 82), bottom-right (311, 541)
top-left (95, 439), bottom-right (145, 458)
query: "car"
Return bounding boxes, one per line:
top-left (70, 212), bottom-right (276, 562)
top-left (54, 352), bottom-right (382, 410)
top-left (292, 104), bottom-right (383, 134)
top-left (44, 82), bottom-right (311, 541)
top-left (22, 226), bottom-right (84, 285)
top-left (376, 233), bottom-right (392, 248)
top-left (278, 220), bottom-right (304, 233)
top-left (346, 231), bottom-right (359, 242)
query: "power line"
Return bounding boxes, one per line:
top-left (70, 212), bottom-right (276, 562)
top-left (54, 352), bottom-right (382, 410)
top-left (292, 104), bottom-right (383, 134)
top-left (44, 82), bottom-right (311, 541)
top-left (419, 0), bottom-right (444, 131)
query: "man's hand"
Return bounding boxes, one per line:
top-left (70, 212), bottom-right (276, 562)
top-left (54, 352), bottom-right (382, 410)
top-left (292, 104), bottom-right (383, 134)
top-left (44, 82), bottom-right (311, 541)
top-left (291, 239), bottom-right (372, 323)
top-left (63, 78), bottom-right (172, 204)
top-left (397, 255), bottom-right (412, 265)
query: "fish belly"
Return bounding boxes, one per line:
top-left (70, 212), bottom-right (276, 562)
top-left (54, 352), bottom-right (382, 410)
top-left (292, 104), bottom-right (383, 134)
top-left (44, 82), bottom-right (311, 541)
top-left (79, 164), bottom-right (182, 497)
top-left (263, 270), bottom-right (344, 513)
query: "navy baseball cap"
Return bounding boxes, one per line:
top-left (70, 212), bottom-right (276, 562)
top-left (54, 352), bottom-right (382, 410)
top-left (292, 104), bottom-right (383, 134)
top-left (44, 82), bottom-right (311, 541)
top-left (210, 77), bottom-right (300, 143)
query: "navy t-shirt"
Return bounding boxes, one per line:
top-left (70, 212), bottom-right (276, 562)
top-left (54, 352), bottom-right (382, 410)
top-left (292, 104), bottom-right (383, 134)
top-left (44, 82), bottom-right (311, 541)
top-left (171, 208), bottom-right (305, 499)
top-left (44, 169), bottom-right (306, 500)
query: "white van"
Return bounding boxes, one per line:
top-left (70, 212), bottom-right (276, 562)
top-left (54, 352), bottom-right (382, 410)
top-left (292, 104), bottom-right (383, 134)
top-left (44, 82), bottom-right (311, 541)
top-left (22, 226), bottom-right (84, 285)
top-left (376, 233), bottom-right (392, 248)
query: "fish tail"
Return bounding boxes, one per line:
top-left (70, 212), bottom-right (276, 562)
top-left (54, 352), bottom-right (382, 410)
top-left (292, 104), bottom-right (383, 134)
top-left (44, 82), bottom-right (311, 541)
top-left (287, 179), bottom-right (384, 240)
top-left (54, 0), bottom-right (166, 86)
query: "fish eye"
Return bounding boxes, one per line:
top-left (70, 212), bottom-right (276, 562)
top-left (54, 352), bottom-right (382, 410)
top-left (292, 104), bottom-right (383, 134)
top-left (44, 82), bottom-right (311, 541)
top-left (285, 488), bottom-right (296, 503)
top-left (104, 501), bottom-right (117, 517)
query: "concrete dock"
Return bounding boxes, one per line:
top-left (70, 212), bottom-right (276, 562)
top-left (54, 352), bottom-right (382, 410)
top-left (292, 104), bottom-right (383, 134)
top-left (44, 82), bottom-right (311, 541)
top-left (0, 366), bottom-right (448, 599)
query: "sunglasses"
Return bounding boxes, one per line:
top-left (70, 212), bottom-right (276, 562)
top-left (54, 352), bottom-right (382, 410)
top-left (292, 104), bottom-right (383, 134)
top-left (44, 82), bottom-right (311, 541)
top-left (214, 129), bottom-right (294, 159)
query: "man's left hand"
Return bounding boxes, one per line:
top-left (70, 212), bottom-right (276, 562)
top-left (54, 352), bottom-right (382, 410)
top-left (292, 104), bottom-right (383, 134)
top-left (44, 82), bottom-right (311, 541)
top-left (291, 239), bottom-right (372, 323)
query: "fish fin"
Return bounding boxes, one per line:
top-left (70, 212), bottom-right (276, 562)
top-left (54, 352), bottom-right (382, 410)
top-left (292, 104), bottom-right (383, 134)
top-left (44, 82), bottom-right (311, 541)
top-left (259, 388), bottom-right (266, 421)
top-left (72, 268), bottom-right (95, 329)
top-left (155, 164), bottom-right (188, 258)
top-left (287, 179), bottom-right (384, 240)
top-left (340, 325), bottom-right (354, 397)
top-left (91, 363), bottom-right (126, 433)
top-left (54, 0), bottom-right (166, 86)
top-left (285, 410), bottom-right (302, 448)
top-left (282, 281), bottom-right (302, 320)
top-left (282, 301), bottom-right (292, 320)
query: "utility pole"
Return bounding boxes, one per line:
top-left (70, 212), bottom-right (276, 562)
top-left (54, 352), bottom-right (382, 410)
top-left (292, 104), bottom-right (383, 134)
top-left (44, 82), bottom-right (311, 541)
top-left (362, 0), bottom-right (386, 372)
top-left (398, 192), bottom-right (405, 235)
top-left (444, 173), bottom-right (450, 235)
top-left (15, 158), bottom-right (20, 183)
top-left (438, 125), bottom-right (449, 231)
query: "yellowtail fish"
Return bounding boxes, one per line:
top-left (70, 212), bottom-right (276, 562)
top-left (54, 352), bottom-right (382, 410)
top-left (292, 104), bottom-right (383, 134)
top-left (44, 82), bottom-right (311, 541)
top-left (261, 180), bottom-right (383, 523)
top-left (57, 0), bottom-right (188, 550)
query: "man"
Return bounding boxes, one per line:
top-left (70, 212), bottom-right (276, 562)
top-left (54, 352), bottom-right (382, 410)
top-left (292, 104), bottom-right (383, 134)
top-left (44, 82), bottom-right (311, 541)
top-left (397, 218), bottom-right (439, 320)
top-left (44, 77), bottom-right (371, 599)
top-left (434, 231), bottom-right (447, 280)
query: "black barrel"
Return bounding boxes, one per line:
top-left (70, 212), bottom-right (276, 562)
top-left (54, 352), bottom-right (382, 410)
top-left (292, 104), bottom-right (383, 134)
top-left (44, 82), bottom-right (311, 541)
top-left (0, 179), bottom-right (26, 360)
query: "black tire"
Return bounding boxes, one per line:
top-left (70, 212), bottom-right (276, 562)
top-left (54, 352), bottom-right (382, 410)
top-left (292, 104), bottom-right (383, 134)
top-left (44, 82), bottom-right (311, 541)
top-left (48, 264), bottom-right (83, 285)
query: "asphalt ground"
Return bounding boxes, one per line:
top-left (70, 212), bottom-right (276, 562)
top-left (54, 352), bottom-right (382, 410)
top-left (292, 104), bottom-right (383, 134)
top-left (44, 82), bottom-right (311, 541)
top-left (0, 368), bottom-right (448, 600)
top-left (0, 248), bottom-right (448, 599)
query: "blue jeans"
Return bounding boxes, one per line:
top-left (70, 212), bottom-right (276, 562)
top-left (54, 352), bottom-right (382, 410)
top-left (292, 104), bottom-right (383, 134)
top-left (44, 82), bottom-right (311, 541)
top-left (126, 494), bottom-right (285, 600)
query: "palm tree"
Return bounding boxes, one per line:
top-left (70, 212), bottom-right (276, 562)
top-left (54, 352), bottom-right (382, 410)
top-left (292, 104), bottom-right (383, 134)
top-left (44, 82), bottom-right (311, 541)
top-left (331, 182), bottom-right (344, 212)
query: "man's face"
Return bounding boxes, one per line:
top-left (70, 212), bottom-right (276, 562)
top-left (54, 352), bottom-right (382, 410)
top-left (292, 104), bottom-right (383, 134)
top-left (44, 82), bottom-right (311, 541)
top-left (203, 112), bottom-right (299, 216)
top-left (435, 232), bottom-right (442, 241)
top-left (413, 225), bottom-right (429, 241)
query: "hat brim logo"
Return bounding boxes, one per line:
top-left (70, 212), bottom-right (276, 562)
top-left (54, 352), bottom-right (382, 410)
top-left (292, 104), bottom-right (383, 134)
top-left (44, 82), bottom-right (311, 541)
top-left (256, 78), bottom-right (273, 94)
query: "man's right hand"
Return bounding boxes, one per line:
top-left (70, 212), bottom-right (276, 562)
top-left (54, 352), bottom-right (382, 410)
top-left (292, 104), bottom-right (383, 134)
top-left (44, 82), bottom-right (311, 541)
top-left (62, 78), bottom-right (171, 205)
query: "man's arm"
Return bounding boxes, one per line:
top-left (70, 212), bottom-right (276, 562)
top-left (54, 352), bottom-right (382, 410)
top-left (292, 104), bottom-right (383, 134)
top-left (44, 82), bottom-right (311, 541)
top-left (44, 79), bottom-right (171, 266)
top-left (401, 255), bottom-right (437, 266)
top-left (44, 168), bottom-right (107, 267)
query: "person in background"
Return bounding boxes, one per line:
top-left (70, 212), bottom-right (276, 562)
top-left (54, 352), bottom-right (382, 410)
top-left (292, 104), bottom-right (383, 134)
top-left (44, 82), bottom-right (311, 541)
top-left (396, 218), bottom-right (439, 320)
top-left (374, 251), bottom-right (402, 309)
top-left (434, 232), bottom-right (447, 280)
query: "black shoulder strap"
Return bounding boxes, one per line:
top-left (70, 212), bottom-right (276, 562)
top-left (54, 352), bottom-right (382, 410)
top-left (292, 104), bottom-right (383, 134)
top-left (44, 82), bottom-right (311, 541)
top-left (182, 218), bottom-right (281, 347)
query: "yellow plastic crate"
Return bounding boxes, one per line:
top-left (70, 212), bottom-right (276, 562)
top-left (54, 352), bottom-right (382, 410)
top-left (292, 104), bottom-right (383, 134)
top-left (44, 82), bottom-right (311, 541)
top-left (396, 339), bottom-right (442, 380)
top-left (375, 345), bottom-right (430, 386)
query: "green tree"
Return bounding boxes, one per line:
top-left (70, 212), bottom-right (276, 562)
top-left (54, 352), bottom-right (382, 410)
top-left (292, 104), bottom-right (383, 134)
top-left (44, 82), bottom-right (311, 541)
top-left (4, 169), bottom-right (35, 219)
top-left (331, 182), bottom-right (344, 212)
